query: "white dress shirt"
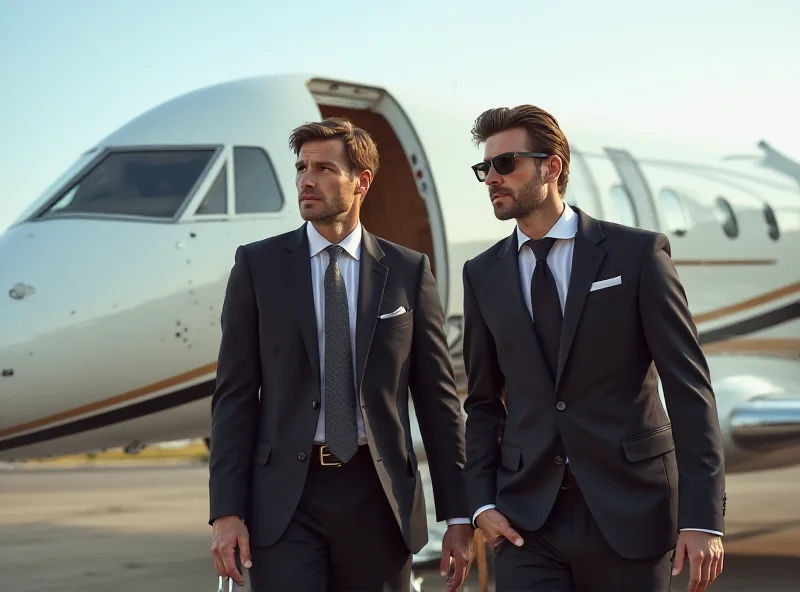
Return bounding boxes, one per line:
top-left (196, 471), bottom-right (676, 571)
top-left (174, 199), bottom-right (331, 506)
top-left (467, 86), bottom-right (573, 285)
top-left (307, 222), bottom-right (470, 526)
top-left (307, 222), bottom-right (367, 446)
top-left (471, 204), bottom-right (721, 536)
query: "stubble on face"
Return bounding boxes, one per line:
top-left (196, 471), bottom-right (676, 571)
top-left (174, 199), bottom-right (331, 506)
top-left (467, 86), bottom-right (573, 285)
top-left (489, 168), bottom-right (548, 221)
top-left (298, 186), bottom-right (350, 223)
top-left (296, 140), bottom-right (358, 225)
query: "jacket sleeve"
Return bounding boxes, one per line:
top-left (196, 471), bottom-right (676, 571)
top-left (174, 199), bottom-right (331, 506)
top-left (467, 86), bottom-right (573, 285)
top-left (639, 232), bottom-right (726, 533)
top-left (208, 245), bottom-right (261, 525)
top-left (407, 253), bottom-right (469, 521)
top-left (461, 260), bottom-right (507, 519)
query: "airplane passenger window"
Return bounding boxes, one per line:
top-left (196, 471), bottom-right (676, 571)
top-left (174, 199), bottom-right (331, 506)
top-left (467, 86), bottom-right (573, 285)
top-left (38, 149), bottom-right (216, 219)
top-left (233, 147), bottom-right (284, 214)
top-left (763, 203), bottom-right (780, 240)
top-left (195, 166), bottom-right (228, 215)
top-left (609, 184), bottom-right (638, 227)
top-left (714, 197), bottom-right (738, 238)
top-left (658, 188), bottom-right (688, 236)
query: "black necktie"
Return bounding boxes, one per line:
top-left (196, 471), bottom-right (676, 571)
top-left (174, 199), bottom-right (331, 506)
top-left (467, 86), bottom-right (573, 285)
top-left (527, 238), bottom-right (562, 379)
top-left (323, 245), bottom-right (359, 463)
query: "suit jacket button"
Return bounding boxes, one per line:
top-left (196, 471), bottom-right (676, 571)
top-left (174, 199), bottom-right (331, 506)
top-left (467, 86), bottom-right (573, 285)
top-left (556, 401), bottom-right (566, 411)
top-left (555, 456), bottom-right (563, 464)
top-left (297, 452), bottom-right (306, 461)
top-left (312, 400), bottom-right (319, 409)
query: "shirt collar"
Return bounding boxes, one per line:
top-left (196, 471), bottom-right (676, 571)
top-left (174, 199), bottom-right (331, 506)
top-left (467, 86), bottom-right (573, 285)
top-left (517, 202), bottom-right (578, 251)
top-left (307, 222), bottom-right (362, 260)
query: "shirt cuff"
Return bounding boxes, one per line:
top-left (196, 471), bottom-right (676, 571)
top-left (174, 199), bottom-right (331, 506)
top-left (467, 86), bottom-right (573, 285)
top-left (445, 518), bottom-right (472, 525)
top-left (680, 528), bottom-right (723, 536)
top-left (472, 504), bottom-right (496, 526)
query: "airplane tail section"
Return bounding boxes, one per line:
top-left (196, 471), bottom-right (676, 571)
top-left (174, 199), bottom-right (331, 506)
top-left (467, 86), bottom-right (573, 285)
top-left (757, 140), bottom-right (800, 191)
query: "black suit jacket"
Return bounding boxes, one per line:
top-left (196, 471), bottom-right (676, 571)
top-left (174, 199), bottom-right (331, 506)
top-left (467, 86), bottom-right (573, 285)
top-left (208, 223), bottom-right (467, 553)
top-left (462, 206), bottom-right (726, 560)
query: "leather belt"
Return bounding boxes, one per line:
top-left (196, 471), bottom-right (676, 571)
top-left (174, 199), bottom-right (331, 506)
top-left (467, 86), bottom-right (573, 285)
top-left (313, 444), bottom-right (343, 467)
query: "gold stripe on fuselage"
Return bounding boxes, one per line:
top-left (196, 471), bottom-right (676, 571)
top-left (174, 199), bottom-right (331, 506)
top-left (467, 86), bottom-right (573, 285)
top-left (0, 362), bottom-right (218, 439)
top-left (1, 281), bottom-right (798, 441)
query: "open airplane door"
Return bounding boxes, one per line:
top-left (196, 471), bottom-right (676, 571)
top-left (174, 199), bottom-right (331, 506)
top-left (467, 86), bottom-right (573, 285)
top-left (303, 77), bottom-right (493, 586)
top-left (604, 147), bottom-right (662, 232)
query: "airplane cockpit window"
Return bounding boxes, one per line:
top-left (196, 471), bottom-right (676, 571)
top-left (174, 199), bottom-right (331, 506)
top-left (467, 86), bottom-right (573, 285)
top-left (658, 188), bottom-right (688, 236)
top-left (37, 149), bottom-right (216, 220)
top-left (195, 165), bottom-right (228, 215)
top-left (763, 203), bottom-right (780, 241)
top-left (233, 147), bottom-right (284, 214)
top-left (609, 184), bottom-right (638, 227)
top-left (714, 196), bottom-right (739, 238)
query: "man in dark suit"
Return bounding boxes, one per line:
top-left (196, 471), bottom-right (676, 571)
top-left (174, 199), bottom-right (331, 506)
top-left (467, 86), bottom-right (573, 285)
top-left (460, 105), bottom-right (726, 591)
top-left (207, 117), bottom-right (474, 591)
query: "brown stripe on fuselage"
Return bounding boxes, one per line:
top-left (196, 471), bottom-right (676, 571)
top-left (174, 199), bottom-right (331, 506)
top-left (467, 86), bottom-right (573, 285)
top-left (1, 281), bottom-right (799, 442)
top-left (694, 281), bottom-right (800, 324)
top-left (0, 362), bottom-right (218, 439)
top-left (702, 338), bottom-right (800, 359)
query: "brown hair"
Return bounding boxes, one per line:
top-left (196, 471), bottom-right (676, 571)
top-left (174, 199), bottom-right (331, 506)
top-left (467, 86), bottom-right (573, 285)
top-left (471, 105), bottom-right (570, 196)
top-left (288, 117), bottom-right (379, 177)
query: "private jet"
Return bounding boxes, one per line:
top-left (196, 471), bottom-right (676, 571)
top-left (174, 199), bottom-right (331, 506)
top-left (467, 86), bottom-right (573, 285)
top-left (1, 74), bottom-right (799, 566)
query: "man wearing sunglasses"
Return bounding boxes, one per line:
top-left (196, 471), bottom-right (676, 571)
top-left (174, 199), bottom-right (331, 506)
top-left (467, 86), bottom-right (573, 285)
top-left (460, 105), bottom-right (726, 591)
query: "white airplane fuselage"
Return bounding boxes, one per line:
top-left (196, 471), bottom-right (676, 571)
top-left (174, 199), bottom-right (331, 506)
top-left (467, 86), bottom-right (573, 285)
top-left (2, 73), bottom-right (800, 476)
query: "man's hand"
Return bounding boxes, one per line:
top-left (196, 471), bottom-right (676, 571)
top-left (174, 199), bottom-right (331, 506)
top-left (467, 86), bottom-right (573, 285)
top-left (475, 509), bottom-right (524, 550)
top-left (439, 524), bottom-right (475, 591)
top-left (210, 516), bottom-right (252, 586)
top-left (672, 530), bottom-right (724, 591)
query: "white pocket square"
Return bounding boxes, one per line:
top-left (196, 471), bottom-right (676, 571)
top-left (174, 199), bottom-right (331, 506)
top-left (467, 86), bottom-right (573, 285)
top-left (590, 276), bottom-right (622, 292)
top-left (379, 306), bottom-right (407, 319)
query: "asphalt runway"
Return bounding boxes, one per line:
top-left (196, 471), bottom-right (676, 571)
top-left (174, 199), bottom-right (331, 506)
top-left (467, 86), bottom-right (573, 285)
top-left (1, 461), bottom-right (798, 592)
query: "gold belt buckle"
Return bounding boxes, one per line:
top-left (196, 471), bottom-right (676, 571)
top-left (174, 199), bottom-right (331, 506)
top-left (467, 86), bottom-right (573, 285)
top-left (319, 445), bottom-right (342, 467)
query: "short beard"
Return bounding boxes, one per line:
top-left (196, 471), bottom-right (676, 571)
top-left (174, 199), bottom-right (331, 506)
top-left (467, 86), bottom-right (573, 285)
top-left (299, 192), bottom-right (349, 223)
top-left (490, 173), bottom-right (547, 221)
top-left (300, 205), bottom-right (344, 223)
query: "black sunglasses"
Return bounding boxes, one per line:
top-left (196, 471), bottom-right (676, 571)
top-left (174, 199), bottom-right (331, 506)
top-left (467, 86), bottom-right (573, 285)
top-left (471, 152), bottom-right (550, 182)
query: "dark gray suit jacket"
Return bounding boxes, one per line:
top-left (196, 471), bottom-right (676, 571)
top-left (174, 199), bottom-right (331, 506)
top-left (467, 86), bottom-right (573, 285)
top-left (208, 223), bottom-right (467, 553)
top-left (462, 206), bottom-right (726, 560)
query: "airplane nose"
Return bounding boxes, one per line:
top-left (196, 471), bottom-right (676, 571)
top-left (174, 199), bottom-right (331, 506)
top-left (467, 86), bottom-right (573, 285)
top-left (1, 229), bottom-right (47, 454)
top-left (0, 222), bottom-right (78, 429)
top-left (0, 228), bottom-right (40, 376)
top-left (0, 216), bottom-right (227, 457)
top-left (0, 218), bottom-right (199, 452)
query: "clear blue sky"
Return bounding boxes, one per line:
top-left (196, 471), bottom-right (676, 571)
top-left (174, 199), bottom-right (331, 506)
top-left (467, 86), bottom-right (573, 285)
top-left (1, 0), bottom-right (798, 231)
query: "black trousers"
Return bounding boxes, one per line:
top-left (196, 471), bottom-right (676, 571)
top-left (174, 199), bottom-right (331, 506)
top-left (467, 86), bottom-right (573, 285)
top-left (248, 444), bottom-right (412, 592)
top-left (493, 469), bottom-right (674, 592)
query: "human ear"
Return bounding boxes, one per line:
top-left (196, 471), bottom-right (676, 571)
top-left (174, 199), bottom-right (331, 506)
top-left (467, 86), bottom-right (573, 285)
top-left (356, 169), bottom-right (372, 199)
top-left (544, 156), bottom-right (562, 182)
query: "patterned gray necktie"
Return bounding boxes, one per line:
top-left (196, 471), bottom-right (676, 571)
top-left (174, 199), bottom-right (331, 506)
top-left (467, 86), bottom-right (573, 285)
top-left (323, 244), bottom-right (359, 462)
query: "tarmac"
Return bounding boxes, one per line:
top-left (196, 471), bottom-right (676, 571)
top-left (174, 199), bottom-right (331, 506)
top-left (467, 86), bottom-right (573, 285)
top-left (1, 460), bottom-right (798, 591)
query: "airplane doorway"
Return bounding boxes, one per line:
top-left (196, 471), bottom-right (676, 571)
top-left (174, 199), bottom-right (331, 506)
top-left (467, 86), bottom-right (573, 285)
top-left (314, 105), bottom-right (438, 278)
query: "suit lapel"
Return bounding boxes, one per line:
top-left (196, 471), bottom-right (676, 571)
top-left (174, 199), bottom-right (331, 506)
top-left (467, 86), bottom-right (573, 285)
top-left (355, 229), bottom-right (388, 396)
top-left (556, 208), bottom-right (606, 390)
top-left (495, 230), bottom-right (554, 391)
top-left (284, 224), bottom-right (321, 389)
